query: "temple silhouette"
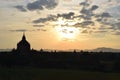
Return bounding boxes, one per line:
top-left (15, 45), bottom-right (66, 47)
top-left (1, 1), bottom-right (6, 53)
top-left (16, 33), bottom-right (31, 53)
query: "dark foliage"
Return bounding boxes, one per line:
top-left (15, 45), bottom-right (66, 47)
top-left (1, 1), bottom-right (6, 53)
top-left (0, 50), bottom-right (120, 72)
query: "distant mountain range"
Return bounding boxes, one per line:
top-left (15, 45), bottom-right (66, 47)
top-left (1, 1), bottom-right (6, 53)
top-left (90, 47), bottom-right (120, 52)
top-left (69, 47), bottom-right (120, 52)
top-left (0, 47), bottom-right (120, 52)
top-left (0, 49), bottom-right (12, 52)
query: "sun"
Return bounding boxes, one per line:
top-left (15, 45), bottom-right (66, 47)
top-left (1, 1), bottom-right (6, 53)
top-left (55, 26), bottom-right (79, 41)
top-left (54, 17), bottom-right (79, 41)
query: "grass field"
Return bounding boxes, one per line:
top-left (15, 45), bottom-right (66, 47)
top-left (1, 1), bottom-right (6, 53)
top-left (0, 67), bottom-right (120, 80)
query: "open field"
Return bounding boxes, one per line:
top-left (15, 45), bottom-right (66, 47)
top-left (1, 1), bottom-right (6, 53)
top-left (0, 67), bottom-right (120, 80)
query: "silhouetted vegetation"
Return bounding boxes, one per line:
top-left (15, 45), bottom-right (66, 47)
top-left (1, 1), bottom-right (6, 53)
top-left (0, 50), bottom-right (120, 72)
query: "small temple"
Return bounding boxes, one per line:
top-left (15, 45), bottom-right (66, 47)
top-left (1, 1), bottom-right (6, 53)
top-left (16, 33), bottom-right (31, 53)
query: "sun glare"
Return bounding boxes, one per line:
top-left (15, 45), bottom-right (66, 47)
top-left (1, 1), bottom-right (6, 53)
top-left (57, 17), bottom-right (65, 25)
top-left (55, 26), bottom-right (79, 41)
top-left (55, 17), bottom-right (80, 41)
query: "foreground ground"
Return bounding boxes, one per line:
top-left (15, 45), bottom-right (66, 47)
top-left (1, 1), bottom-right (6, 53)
top-left (0, 67), bottom-right (120, 80)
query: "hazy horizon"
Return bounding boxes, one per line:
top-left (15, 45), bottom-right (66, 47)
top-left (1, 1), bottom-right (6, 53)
top-left (0, 0), bottom-right (120, 50)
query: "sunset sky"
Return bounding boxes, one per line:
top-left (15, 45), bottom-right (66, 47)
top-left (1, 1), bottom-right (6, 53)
top-left (0, 0), bottom-right (120, 50)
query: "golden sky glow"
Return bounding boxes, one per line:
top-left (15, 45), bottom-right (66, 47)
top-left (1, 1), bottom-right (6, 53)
top-left (0, 0), bottom-right (120, 50)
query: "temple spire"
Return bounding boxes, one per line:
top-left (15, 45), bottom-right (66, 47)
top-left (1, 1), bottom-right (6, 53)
top-left (22, 32), bottom-right (26, 40)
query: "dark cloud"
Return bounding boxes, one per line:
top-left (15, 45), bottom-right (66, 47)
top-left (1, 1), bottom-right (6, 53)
top-left (81, 29), bottom-right (89, 33)
top-left (81, 29), bottom-right (107, 34)
top-left (57, 12), bottom-right (75, 19)
top-left (60, 23), bottom-right (74, 27)
top-left (101, 12), bottom-right (111, 18)
top-left (14, 0), bottom-right (58, 12)
top-left (41, 29), bottom-right (47, 31)
top-left (9, 29), bottom-right (46, 32)
top-left (80, 21), bottom-right (94, 26)
top-left (80, 2), bottom-right (99, 21)
top-left (75, 15), bottom-right (91, 20)
top-left (91, 5), bottom-right (99, 11)
top-left (96, 18), bottom-right (102, 22)
top-left (33, 12), bottom-right (75, 24)
top-left (115, 22), bottom-right (120, 29)
top-left (69, 31), bottom-right (74, 33)
top-left (108, 0), bottom-right (112, 2)
top-left (33, 25), bottom-right (45, 27)
top-left (114, 31), bottom-right (120, 35)
top-left (9, 29), bottom-right (27, 32)
top-left (79, 0), bottom-right (113, 29)
top-left (45, 0), bottom-right (58, 9)
top-left (94, 30), bottom-right (107, 33)
top-left (27, 0), bottom-right (44, 11)
top-left (74, 23), bottom-right (82, 27)
top-left (95, 12), bottom-right (112, 26)
top-left (36, 29), bottom-right (47, 31)
top-left (80, 1), bottom-right (99, 17)
top-left (33, 15), bottom-right (57, 23)
top-left (111, 22), bottom-right (120, 30)
top-left (99, 25), bottom-right (111, 30)
top-left (33, 18), bottom-right (48, 23)
top-left (80, 0), bottom-right (90, 7)
top-left (74, 21), bottom-right (94, 28)
top-left (80, 8), bottom-right (92, 16)
top-left (14, 5), bottom-right (27, 12)
top-left (102, 22), bottom-right (120, 31)
top-left (27, 0), bottom-right (58, 11)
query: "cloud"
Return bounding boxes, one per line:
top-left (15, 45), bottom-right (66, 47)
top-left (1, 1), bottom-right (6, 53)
top-left (95, 12), bottom-right (112, 19)
top-left (14, 5), bottom-right (27, 12)
top-left (33, 25), bottom-right (45, 27)
top-left (111, 22), bottom-right (120, 30)
top-left (114, 31), bottom-right (120, 35)
top-left (101, 12), bottom-right (111, 18)
top-left (27, 0), bottom-right (58, 11)
top-left (106, 5), bottom-right (120, 18)
top-left (77, 0), bottom-right (119, 35)
top-left (33, 12), bottom-right (75, 24)
top-left (81, 29), bottom-right (89, 33)
top-left (99, 25), bottom-right (112, 30)
top-left (80, 8), bottom-right (92, 17)
top-left (96, 18), bottom-right (102, 22)
top-left (57, 12), bottom-right (75, 19)
top-left (79, 0), bottom-right (90, 7)
top-left (108, 0), bottom-right (112, 2)
top-left (81, 29), bottom-right (108, 34)
top-left (9, 29), bottom-right (47, 32)
top-left (14, 0), bottom-right (58, 12)
top-left (73, 20), bottom-right (94, 28)
top-left (29, 0), bottom-right (120, 35)
top-left (36, 29), bottom-right (47, 31)
top-left (94, 30), bottom-right (108, 33)
top-left (91, 5), bottom-right (99, 11)
top-left (95, 12), bottom-right (116, 28)
top-left (73, 23), bottom-right (82, 28)
top-left (79, 1), bottom-right (99, 22)
top-left (33, 14), bottom-right (57, 23)
top-left (9, 29), bottom-right (27, 32)
top-left (80, 21), bottom-right (94, 26)
top-left (77, 21), bottom-right (94, 28)
top-left (40, 29), bottom-right (47, 31)
top-left (27, 1), bottom-right (44, 11)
